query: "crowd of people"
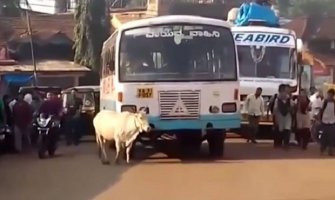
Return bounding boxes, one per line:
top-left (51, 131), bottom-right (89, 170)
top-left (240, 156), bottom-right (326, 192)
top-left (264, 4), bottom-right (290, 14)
top-left (244, 84), bottom-right (335, 156)
top-left (0, 88), bottom-right (83, 153)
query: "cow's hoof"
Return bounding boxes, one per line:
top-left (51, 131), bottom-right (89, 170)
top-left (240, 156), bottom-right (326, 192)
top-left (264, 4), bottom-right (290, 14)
top-left (101, 160), bottom-right (110, 165)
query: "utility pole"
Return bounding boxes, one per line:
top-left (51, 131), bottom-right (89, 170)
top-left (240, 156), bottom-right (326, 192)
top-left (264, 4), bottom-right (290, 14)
top-left (24, 0), bottom-right (38, 86)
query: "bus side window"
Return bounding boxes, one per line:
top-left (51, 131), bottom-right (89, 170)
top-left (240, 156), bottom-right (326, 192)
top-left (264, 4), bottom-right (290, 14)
top-left (107, 47), bottom-right (115, 74)
top-left (101, 47), bottom-right (115, 78)
top-left (102, 32), bottom-right (117, 78)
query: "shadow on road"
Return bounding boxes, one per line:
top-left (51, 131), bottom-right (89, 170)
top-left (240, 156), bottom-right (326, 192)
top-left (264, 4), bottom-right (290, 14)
top-left (0, 138), bottom-right (331, 200)
top-left (0, 142), bottom-right (155, 200)
top-left (133, 139), bottom-right (331, 165)
top-left (223, 139), bottom-right (329, 161)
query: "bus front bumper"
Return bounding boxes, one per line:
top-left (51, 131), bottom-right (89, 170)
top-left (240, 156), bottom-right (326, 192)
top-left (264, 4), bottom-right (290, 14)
top-left (241, 114), bottom-right (274, 126)
top-left (148, 114), bottom-right (241, 131)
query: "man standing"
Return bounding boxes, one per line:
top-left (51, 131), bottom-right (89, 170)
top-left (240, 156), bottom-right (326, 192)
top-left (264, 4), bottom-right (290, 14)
top-left (273, 84), bottom-right (293, 149)
top-left (12, 94), bottom-right (33, 153)
top-left (245, 87), bottom-right (264, 144)
top-left (310, 89), bottom-right (324, 117)
top-left (319, 89), bottom-right (335, 156)
top-left (65, 88), bottom-right (82, 145)
top-left (310, 89), bottom-right (324, 142)
top-left (39, 92), bottom-right (62, 117)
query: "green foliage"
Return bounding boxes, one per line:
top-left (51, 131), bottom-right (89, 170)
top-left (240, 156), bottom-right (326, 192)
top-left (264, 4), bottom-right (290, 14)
top-left (74, 0), bottom-right (111, 71)
top-left (275, 0), bottom-right (290, 16)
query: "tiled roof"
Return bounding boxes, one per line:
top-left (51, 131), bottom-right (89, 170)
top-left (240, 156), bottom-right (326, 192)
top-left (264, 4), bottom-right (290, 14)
top-left (0, 13), bottom-right (74, 45)
top-left (0, 60), bottom-right (90, 73)
top-left (283, 16), bottom-right (307, 38)
top-left (312, 51), bottom-right (335, 67)
top-left (315, 17), bottom-right (335, 40)
top-left (283, 15), bottom-right (335, 40)
top-left (303, 50), bottom-right (335, 76)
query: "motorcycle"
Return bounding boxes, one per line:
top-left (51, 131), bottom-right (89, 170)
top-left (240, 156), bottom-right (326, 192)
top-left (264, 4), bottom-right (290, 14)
top-left (0, 125), bottom-right (13, 153)
top-left (33, 114), bottom-right (61, 159)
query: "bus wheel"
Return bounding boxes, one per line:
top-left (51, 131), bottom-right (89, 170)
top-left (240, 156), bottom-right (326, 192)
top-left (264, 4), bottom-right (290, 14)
top-left (207, 129), bottom-right (225, 158)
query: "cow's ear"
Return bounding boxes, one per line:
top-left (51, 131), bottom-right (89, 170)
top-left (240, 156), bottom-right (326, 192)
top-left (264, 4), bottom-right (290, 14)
top-left (138, 107), bottom-right (148, 114)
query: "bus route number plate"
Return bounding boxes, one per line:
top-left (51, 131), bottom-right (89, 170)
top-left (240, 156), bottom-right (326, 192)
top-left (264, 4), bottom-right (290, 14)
top-left (137, 88), bottom-right (153, 98)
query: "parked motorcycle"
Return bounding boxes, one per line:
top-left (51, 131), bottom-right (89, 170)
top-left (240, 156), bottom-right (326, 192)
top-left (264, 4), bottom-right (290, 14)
top-left (34, 114), bottom-right (60, 159)
top-left (0, 125), bottom-right (13, 154)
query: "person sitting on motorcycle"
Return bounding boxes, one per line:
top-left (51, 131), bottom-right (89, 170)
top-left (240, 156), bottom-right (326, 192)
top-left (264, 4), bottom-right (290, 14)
top-left (33, 92), bottom-right (62, 145)
top-left (65, 88), bottom-right (83, 146)
top-left (39, 92), bottom-right (63, 117)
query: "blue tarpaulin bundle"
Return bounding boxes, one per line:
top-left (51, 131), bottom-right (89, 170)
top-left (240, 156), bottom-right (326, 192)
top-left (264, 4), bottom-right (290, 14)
top-left (3, 74), bottom-right (33, 84)
top-left (235, 3), bottom-right (279, 27)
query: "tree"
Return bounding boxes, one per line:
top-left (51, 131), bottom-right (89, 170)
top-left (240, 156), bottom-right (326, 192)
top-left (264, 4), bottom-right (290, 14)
top-left (275, 0), bottom-right (290, 17)
top-left (73, 0), bottom-right (111, 71)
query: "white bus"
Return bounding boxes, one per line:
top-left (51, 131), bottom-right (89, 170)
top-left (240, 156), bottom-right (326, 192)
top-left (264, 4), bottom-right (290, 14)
top-left (100, 15), bottom-right (240, 156)
top-left (232, 26), bottom-right (306, 128)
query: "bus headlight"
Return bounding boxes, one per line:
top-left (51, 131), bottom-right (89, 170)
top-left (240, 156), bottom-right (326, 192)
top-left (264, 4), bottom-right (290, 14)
top-left (209, 106), bottom-right (220, 113)
top-left (121, 105), bottom-right (137, 113)
top-left (222, 103), bottom-right (237, 113)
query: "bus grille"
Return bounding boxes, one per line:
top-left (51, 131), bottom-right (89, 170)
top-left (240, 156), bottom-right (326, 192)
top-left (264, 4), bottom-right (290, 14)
top-left (158, 90), bottom-right (201, 120)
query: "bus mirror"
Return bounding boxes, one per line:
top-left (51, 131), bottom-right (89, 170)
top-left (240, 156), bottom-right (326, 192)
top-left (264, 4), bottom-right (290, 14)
top-left (297, 38), bottom-right (303, 53)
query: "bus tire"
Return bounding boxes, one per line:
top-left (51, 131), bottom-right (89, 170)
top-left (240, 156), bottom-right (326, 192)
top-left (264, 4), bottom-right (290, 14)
top-left (207, 129), bottom-right (225, 158)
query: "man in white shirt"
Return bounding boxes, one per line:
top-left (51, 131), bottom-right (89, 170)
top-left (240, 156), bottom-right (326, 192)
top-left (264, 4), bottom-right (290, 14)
top-left (8, 98), bottom-right (17, 112)
top-left (245, 87), bottom-right (264, 144)
top-left (310, 89), bottom-right (324, 142)
top-left (319, 89), bottom-right (335, 156)
top-left (310, 89), bottom-right (324, 117)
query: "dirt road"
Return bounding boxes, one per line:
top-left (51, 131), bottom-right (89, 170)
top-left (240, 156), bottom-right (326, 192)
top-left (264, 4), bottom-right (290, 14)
top-left (1, 139), bottom-right (335, 200)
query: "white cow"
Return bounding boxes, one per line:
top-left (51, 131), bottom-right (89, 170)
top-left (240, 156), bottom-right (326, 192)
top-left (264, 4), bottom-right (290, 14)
top-left (93, 109), bottom-right (151, 164)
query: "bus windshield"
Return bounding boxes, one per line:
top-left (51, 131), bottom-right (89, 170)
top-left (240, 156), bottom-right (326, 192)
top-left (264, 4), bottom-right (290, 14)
top-left (237, 46), bottom-right (296, 79)
top-left (119, 24), bottom-right (237, 82)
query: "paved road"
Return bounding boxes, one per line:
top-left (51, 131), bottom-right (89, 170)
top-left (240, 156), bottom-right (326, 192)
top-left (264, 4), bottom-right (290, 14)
top-left (1, 139), bottom-right (335, 200)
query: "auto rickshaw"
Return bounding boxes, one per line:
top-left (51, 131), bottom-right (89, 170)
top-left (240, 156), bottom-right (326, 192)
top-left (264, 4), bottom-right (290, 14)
top-left (61, 86), bottom-right (100, 135)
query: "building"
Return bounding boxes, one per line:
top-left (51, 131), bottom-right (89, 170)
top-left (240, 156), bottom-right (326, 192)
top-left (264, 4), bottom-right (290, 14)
top-left (19, 0), bottom-right (245, 15)
top-left (0, 13), bottom-right (89, 95)
top-left (19, 0), bottom-right (76, 14)
top-left (283, 15), bottom-right (335, 87)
